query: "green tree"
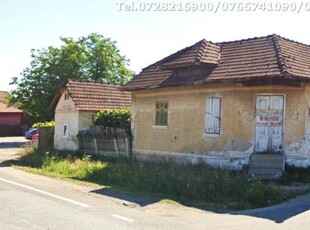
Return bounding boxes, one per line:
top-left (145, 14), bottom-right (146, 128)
top-left (95, 108), bottom-right (131, 128)
top-left (10, 33), bottom-right (132, 121)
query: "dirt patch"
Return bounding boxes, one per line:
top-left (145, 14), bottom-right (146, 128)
top-left (141, 200), bottom-right (211, 218)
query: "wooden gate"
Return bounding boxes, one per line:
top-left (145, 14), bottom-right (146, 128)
top-left (254, 95), bottom-right (284, 153)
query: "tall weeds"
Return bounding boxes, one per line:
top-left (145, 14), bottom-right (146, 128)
top-left (15, 147), bottom-right (305, 210)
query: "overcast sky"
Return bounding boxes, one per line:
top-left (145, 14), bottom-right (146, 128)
top-left (1, 0), bottom-right (310, 91)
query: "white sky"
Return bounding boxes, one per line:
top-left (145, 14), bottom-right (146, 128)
top-left (1, 0), bottom-right (310, 91)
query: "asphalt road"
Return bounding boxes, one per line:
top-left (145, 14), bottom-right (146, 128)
top-left (0, 136), bottom-right (31, 161)
top-left (0, 137), bottom-right (310, 229)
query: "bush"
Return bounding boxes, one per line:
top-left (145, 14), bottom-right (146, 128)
top-left (32, 121), bottom-right (55, 128)
top-left (95, 108), bottom-right (131, 128)
top-left (280, 164), bottom-right (310, 184)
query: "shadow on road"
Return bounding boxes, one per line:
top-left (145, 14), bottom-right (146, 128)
top-left (0, 137), bottom-right (30, 163)
top-left (90, 187), bottom-right (161, 207)
top-left (0, 136), bottom-right (30, 149)
top-left (89, 187), bottom-right (232, 213)
top-left (0, 162), bottom-right (11, 167)
top-left (231, 194), bottom-right (310, 223)
top-left (0, 142), bottom-right (30, 148)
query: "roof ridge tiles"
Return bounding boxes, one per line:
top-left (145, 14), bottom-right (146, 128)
top-left (217, 34), bottom-right (275, 45)
top-left (196, 40), bottom-right (221, 65)
top-left (195, 39), bottom-right (211, 63)
top-left (272, 34), bottom-right (289, 75)
top-left (195, 39), bottom-right (207, 63)
top-left (275, 34), bottom-right (310, 48)
top-left (217, 33), bottom-right (310, 48)
top-left (141, 39), bottom-right (208, 71)
top-left (68, 79), bottom-right (120, 86)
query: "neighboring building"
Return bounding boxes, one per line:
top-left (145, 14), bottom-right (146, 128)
top-left (50, 80), bottom-right (131, 150)
top-left (123, 34), bottom-right (310, 174)
top-left (0, 91), bottom-right (35, 136)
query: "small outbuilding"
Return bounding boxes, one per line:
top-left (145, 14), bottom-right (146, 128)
top-left (50, 79), bottom-right (131, 150)
top-left (0, 91), bottom-right (35, 136)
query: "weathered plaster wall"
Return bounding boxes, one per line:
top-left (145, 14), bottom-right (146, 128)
top-left (54, 90), bottom-right (79, 150)
top-left (54, 110), bottom-right (79, 150)
top-left (132, 83), bottom-right (310, 169)
top-left (78, 111), bottom-right (96, 131)
top-left (54, 91), bottom-right (97, 151)
top-left (285, 83), bottom-right (310, 167)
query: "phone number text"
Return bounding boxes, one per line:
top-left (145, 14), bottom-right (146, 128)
top-left (116, 1), bottom-right (310, 13)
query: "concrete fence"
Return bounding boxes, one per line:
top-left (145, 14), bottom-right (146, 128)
top-left (77, 126), bottom-right (131, 158)
top-left (38, 127), bottom-right (54, 149)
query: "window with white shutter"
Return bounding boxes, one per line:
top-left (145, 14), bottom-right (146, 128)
top-left (205, 97), bottom-right (221, 134)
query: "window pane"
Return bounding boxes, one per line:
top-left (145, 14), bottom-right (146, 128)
top-left (156, 111), bottom-right (160, 124)
top-left (163, 111), bottom-right (167, 124)
top-left (155, 101), bottom-right (168, 125)
top-left (205, 98), bottom-right (221, 134)
top-left (63, 124), bottom-right (68, 137)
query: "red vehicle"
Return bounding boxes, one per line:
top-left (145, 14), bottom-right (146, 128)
top-left (31, 133), bottom-right (39, 143)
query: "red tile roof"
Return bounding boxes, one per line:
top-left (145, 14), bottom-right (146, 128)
top-left (123, 34), bottom-right (310, 90)
top-left (50, 80), bottom-right (131, 111)
top-left (162, 39), bottom-right (221, 68)
top-left (0, 102), bottom-right (22, 113)
top-left (0, 91), bottom-right (22, 113)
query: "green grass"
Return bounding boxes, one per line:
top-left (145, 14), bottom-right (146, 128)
top-left (279, 164), bottom-right (310, 184)
top-left (9, 147), bottom-right (310, 210)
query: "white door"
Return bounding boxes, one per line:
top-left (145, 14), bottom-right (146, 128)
top-left (255, 95), bottom-right (284, 152)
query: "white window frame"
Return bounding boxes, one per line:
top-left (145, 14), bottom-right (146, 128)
top-left (205, 97), bottom-right (221, 135)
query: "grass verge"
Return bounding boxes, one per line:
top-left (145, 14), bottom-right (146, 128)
top-left (279, 164), bottom-right (310, 184)
top-left (7, 146), bottom-right (310, 210)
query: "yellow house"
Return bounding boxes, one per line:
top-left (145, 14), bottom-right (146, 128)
top-left (50, 80), bottom-right (131, 151)
top-left (123, 34), bottom-right (310, 176)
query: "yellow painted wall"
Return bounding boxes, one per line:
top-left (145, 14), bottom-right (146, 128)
top-left (285, 83), bottom-right (310, 165)
top-left (131, 83), bottom-right (307, 160)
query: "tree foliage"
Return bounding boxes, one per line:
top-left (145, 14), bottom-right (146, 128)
top-left (32, 121), bottom-right (55, 128)
top-left (95, 108), bottom-right (131, 129)
top-left (10, 33), bottom-right (133, 121)
top-left (0, 92), bottom-right (11, 104)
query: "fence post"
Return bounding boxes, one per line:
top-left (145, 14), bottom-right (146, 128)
top-left (113, 138), bottom-right (119, 157)
top-left (38, 127), bottom-right (54, 150)
top-left (93, 138), bottom-right (98, 154)
top-left (125, 138), bottom-right (131, 158)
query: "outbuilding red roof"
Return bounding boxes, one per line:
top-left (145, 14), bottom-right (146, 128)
top-left (0, 91), bottom-right (22, 113)
top-left (0, 102), bottom-right (22, 113)
top-left (50, 80), bottom-right (131, 111)
top-left (123, 34), bottom-right (310, 90)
